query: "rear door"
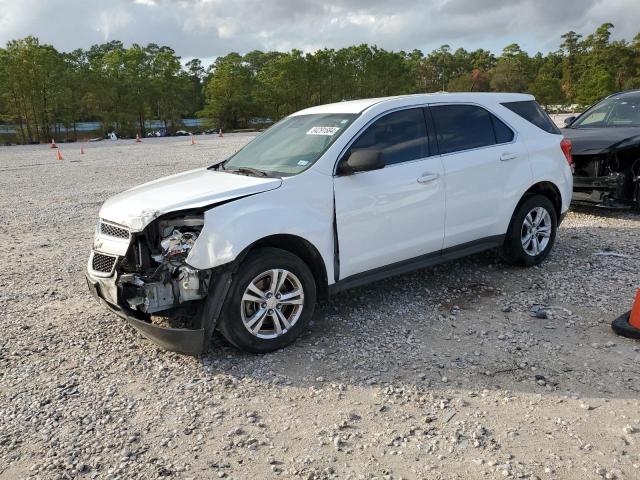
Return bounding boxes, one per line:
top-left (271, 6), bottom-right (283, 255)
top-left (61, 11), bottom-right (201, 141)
top-left (429, 103), bottom-right (531, 249)
top-left (334, 107), bottom-right (446, 279)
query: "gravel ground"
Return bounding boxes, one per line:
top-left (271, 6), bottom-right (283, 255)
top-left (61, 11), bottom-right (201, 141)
top-left (1, 135), bottom-right (639, 480)
top-left (549, 114), bottom-right (578, 128)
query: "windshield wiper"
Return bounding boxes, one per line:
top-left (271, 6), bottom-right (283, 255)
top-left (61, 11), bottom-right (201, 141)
top-left (208, 161), bottom-right (226, 171)
top-left (225, 166), bottom-right (270, 177)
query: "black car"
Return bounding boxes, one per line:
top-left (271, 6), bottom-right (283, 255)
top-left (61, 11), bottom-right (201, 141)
top-left (562, 89), bottom-right (640, 208)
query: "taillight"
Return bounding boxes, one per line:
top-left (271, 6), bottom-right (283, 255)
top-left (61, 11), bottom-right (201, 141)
top-left (560, 138), bottom-right (574, 171)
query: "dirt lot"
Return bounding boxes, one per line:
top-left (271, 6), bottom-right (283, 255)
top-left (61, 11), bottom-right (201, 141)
top-left (1, 135), bottom-right (639, 480)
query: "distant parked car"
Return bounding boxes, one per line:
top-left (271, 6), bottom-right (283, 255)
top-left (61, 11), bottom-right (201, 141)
top-left (562, 89), bottom-right (640, 208)
top-left (174, 130), bottom-right (190, 136)
top-left (87, 93), bottom-right (572, 355)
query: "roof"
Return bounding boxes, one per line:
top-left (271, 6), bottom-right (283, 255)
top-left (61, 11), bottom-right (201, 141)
top-left (608, 89), bottom-right (640, 100)
top-left (291, 92), bottom-right (535, 116)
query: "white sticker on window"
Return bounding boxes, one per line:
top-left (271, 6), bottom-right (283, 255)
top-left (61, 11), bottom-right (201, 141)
top-left (307, 126), bottom-right (340, 136)
top-left (297, 160), bottom-right (310, 166)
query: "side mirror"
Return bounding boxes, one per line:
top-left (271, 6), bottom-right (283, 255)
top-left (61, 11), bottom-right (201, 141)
top-left (338, 149), bottom-right (385, 175)
top-left (563, 116), bottom-right (576, 127)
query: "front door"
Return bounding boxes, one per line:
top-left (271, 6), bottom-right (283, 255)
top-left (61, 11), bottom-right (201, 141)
top-left (333, 107), bottom-right (446, 279)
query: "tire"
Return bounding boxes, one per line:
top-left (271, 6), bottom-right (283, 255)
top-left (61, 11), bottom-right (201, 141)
top-left (501, 194), bottom-right (558, 267)
top-left (217, 247), bottom-right (317, 353)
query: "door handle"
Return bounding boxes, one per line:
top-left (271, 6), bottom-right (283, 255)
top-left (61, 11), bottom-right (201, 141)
top-left (500, 152), bottom-right (518, 162)
top-left (417, 173), bottom-right (440, 184)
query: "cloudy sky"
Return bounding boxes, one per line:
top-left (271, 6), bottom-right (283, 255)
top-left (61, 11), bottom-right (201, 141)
top-left (0, 0), bottom-right (638, 62)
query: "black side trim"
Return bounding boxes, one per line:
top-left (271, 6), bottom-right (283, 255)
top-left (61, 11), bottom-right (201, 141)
top-left (423, 106), bottom-right (439, 155)
top-left (332, 189), bottom-right (340, 283)
top-left (328, 234), bottom-right (505, 296)
top-left (558, 212), bottom-right (567, 226)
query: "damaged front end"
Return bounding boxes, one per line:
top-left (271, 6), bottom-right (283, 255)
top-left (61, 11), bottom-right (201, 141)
top-left (572, 149), bottom-right (640, 208)
top-left (86, 214), bottom-right (231, 355)
top-left (121, 217), bottom-right (209, 313)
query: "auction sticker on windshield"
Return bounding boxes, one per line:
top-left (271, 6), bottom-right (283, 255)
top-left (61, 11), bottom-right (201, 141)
top-left (307, 126), bottom-right (340, 135)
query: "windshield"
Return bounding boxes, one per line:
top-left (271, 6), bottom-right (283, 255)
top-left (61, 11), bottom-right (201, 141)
top-left (572, 95), bottom-right (640, 128)
top-left (221, 113), bottom-right (357, 175)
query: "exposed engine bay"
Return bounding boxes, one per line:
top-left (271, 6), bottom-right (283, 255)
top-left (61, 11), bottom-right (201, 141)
top-left (572, 149), bottom-right (640, 208)
top-left (118, 215), bottom-right (210, 314)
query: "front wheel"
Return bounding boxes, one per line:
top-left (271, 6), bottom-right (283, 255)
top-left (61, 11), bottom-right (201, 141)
top-left (501, 194), bottom-right (558, 267)
top-left (218, 248), bottom-right (317, 353)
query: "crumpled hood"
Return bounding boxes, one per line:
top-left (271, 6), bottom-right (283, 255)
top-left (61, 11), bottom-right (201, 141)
top-left (99, 167), bottom-right (282, 231)
top-left (562, 126), bottom-right (640, 155)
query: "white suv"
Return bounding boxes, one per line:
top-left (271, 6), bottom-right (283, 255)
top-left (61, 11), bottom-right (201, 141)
top-left (87, 93), bottom-right (573, 355)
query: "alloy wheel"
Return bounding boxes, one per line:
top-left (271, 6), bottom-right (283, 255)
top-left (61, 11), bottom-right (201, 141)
top-left (240, 269), bottom-right (305, 339)
top-left (521, 206), bottom-right (552, 256)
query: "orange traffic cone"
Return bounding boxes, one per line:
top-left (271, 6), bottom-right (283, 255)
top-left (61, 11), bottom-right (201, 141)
top-left (135, 133), bottom-right (142, 143)
top-left (611, 288), bottom-right (640, 339)
top-left (56, 149), bottom-right (63, 161)
top-left (630, 289), bottom-right (640, 329)
top-left (80, 146), bottom-right (85, 155)
top-left (190, 134), bottom-right (196, 145)
top-left (50, 139), bottom-right (57, 148)
top-left (218, 128), bottom-right (223, 138)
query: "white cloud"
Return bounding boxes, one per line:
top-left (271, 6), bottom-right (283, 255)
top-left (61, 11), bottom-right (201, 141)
top-left (0, 0), bottom-right (637, 58)
top-left (96, 9), bottom-right (134, 41)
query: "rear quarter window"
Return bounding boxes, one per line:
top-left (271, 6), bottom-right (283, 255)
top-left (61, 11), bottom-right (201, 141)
top-left (491, 114), bottom-right (515, 143)
top-left (502, 100), bottom-right (561, 135)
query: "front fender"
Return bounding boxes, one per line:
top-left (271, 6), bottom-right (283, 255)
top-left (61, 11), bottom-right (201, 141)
top-left (186, 172), bottom-right (336, 283)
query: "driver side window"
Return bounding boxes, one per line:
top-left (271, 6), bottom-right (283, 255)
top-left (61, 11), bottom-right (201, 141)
top-left (348, 108), bottom-right (430, 166)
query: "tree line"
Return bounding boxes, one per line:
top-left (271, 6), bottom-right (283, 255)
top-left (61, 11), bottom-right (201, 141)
top-left (1, 23), bottom-right (639, 142)
top-left (0, 37), bottom-right (205, 143)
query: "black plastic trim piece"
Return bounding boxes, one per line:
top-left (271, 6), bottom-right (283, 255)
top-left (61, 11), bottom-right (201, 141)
top-left (423, 106), bottom-right (439, 155)
top-left (558, 212), bottom-right (567, 226)
top-left (328, 234), bottom-right (505, 296)
top-left (332, 188), bottom-right (340, 283)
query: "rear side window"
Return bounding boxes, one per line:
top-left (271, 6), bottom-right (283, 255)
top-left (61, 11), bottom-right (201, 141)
top-left (349, 108), bottom-right (429, 165)
top-left (431, 104), bottom-right (497, 154)
top-left (491, 114), bottom-right (515, 143)
top-left (501, 100), bottom-right (561, 134)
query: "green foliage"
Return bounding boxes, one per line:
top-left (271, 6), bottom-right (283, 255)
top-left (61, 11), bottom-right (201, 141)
top-left (1, 22), bottom-right (639, 142)
top-left (199, 23), bottom-right (637, 125)
top-left (0, 38), bottom-right (202, 142)
top-left (529, 52), bottom-right (565, 105)
top-left (200, 53), bottom-right (255, 129)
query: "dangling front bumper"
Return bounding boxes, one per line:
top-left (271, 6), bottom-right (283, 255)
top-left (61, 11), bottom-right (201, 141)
top-left (86, 270), bottom-right (232, 356)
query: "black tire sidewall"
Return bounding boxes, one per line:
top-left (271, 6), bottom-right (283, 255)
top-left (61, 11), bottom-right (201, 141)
top-left (503, 195), bottom-right (558, 267)
top-left (219, 248), bottom-right (316, 353)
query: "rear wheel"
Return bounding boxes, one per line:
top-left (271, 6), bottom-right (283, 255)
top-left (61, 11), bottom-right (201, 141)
top-left (501, 194), bottom-right (557, 267)
top-left (218, 248), bottom-right (316, 353)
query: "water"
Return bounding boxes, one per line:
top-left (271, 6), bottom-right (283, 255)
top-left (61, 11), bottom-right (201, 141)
top-left (0, 118), bottom-right (207, 135)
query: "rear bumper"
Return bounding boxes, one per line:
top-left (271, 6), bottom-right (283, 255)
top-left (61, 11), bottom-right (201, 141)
top-left (86, 274), bottom-right (207, 356)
